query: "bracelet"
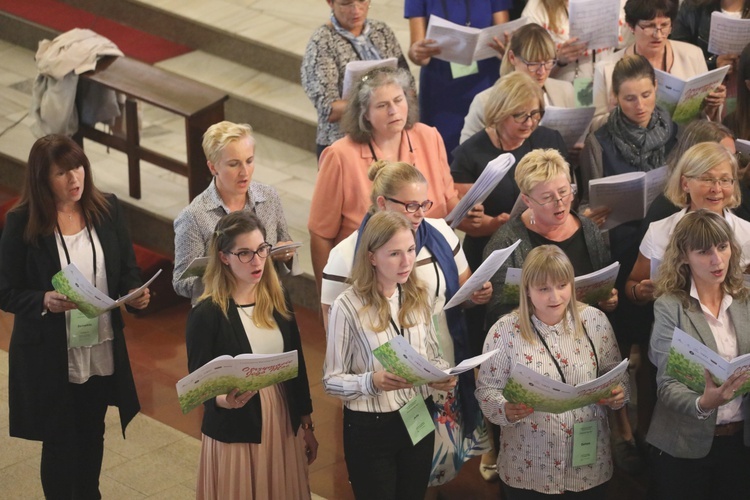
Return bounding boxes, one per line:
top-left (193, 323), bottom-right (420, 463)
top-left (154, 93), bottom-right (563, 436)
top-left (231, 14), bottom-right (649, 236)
top-left (301, 422), bottom-right (315, 431)
top-left (631, 284), bottom-right (640, 302)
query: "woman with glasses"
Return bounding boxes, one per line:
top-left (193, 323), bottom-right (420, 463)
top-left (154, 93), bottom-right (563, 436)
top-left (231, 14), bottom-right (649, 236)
top-left (593, 0), bottom-right (725, 120)
top-left (309, 67), bottom-right (473, 296)
top-left (302, 0), bottom-right (409, 156)
top-left (648, 210), bottom-right (750, 500)
top-left (405, 0), bottom-right (511, 161)
top-left (461, 23), bottom-right (576, 143)
top-left (186, 211), bottom-right (317, 499)
top-left (320, 160), bottom-right (491, 486)
top-left (323, 210), bottom-right (457, 499)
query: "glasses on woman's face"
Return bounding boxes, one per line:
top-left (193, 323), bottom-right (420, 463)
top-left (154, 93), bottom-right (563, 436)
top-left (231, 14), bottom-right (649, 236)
top-left (511, 109), bottom-right (543, 124)
top-left (385, 196), bottom-right (433, 213)
top-left (637, 21), bottom-right (672, 37)
top-left (687, 176), bottom-right (735, 188)
top-left (529, 185), bottom-right (577, 206)
top-left (334, 0), bottom-right (370, 10)
top-left (227, 243), bottom-right (272, 263)
top-left (518, 56), bottom-right (557, 73)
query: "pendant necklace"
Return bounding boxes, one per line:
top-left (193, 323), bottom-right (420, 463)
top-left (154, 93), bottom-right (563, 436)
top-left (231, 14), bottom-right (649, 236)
top-left (237, 303), bottom-right (260, 328)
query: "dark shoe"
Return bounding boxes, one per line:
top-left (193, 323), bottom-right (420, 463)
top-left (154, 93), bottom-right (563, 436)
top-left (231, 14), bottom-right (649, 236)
top-left (613, 438), bottom-right (645, 474)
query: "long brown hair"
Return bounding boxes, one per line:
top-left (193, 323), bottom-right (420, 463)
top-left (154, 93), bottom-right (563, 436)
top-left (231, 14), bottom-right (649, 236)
top-left (199, 212), bottom-right (290, 325)
top-left (15, 134), bottom-right (108, 245)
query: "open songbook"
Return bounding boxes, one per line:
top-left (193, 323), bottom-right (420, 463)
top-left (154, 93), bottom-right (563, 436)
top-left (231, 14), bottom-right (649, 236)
top-left (588, 166), bottom-right (668, 230)
top-left (52, 263), bottom-right (161, 318)
top-left (654, 66), bottom-right (729, 124)
top-left (665, 327), bottom-right (750, 397)
top-left (425, 16), bottom-right (528, 66)
top-left (373, 335), bottom-right (499, 386)
top-left (503, 359), bottom-right (629, 414)
top-left (176, 351), bottom-right (299, 413)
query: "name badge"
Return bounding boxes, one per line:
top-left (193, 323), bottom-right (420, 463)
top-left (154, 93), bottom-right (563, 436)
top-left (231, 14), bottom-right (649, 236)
top-left (450, 61), bottom-right (479, 79)
top-left (574, 77), bottom-right (594, 107)
top-left (69, 310), bottom-right (99, 348)
top-left (572, 420), bottom-right (598, 467)
top-left (399, 396), bottom-right (434, 446)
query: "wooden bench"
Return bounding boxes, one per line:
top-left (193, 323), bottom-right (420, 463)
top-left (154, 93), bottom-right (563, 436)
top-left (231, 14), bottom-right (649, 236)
top-left (74, 56), bottom-right (228, 201)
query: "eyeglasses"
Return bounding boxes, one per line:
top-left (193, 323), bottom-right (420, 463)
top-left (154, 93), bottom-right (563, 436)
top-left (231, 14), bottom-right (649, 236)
top-left (227, 243), bottom-right (272, 263)
top-left (334, 0), bottom-right (370, 10)
top-left (637, 22), bottom-right (672, 37)
top-left (528, 185), bottom-right (577, 206)
top-left (687, 176), bottom-right (735, 188)
top-left (511, 109), bottom-right (543, 124)
top-left (385, 197), bottom-right (434, 213)
top-left (518, 56), bottom-right (557, 73)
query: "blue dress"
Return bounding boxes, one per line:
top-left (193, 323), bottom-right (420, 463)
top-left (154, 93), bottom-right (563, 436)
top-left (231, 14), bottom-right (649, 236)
top-left (404, 0), bottom-right (511, 160)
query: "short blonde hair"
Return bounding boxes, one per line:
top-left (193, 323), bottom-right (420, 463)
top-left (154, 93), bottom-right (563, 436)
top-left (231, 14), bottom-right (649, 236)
top-left (664, 142), bottom-right (741, 209)
top-left (514, 149), bottom-right (572, 195)
top-left (517, 245), bottom-right (584, 343)
top-left (202, 121), bottom-right (255, 165)
top-left (368, 160), bottom-right (427, 213)
top-left (484, 72), bottom-right (544, 128)
top-left (500, 24), bottom-right (557, 77)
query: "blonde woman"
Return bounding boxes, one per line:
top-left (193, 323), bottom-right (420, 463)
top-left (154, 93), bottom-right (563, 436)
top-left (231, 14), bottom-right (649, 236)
top-left (649, 210), bottom-right (750, 499)
top-left (323, 211), bottom-right (456, 499)
top-left (477, 245), bottom-right (627, 498)
top-left (186, 212), bottom-right (316, 499)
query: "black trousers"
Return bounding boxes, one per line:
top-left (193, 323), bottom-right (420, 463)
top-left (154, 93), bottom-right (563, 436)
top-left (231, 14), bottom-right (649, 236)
top-left (650, 432), bottom-right (750, 500)
top-left (343, 405), bottom-right (434, 500)
top-left (41, 375), bottom-right (113, 500)
top-left (502, 481), bottom-right (608, 499)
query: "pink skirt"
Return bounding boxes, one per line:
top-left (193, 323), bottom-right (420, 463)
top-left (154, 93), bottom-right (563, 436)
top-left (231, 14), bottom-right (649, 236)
top-left (196, 385), bottom-right (311, 500)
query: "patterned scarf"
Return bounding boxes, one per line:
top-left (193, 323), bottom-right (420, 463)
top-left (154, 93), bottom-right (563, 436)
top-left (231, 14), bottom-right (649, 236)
top-left (330, 13), bottom-right (381, 61)
top-left (608, 104), bottom-right (673, 171)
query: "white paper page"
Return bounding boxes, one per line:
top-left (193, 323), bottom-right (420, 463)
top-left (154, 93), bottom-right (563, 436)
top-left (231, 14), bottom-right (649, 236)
top-left (589, 171), bottom-right (647, 230)
top-left (473, 17), bottom-right (530, 61)
top-left (708, 12), bottom-right (750, 55)
top-left (644, 166), bottom-right (669, 209)
top-left (176, 355), bottom-right (235, 398)
top-left (178, 256), bottom-right (209, 280)
top-left (54, 262), bottom-right (116, 310)
top-left (654, 69), bottom-right (685, 116)
top-left (672, 65), bottom-right (729, 123)
top-left (574, 261), bottom-right (620, 305)
top-left (568, 0), bottom-right (621, 51)
top-left (444, 240), bottom-right (522, 309)
top-left (112, 269), bottom-right (162, 308)
top-left (377, 335), bottom-right (459, 384)
top-left (269, 242), bottom-right (303, 256)
top-left (505, 267), bottom-right (522, 285)
top-left (446, 153), bottom-right (516, 228)
top-left (650, 257), bottom-right (662, 281)
top-left (425, 15), bottom-right (480, 66)
top-left (670, 327), bottom-right (729, 380)
top-left (446, 348), bottom-right (500, 375)
top-left (539, 106), bottom-right (595, 149)
top-left (342, 58), bottom-right (397, 98)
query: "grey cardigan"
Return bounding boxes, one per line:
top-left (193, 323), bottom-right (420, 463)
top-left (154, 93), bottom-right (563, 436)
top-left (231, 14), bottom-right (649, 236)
top-left (483, 212), bottom-right (610, 326)
top-left (648, 293), bottom-right (750, 458)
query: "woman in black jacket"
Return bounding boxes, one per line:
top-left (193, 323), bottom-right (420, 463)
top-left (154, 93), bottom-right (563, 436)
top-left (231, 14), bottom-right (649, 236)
top-left (186, 211), bottom-right (317, 499)
top-left (0, 135), bottom-right (150, 498)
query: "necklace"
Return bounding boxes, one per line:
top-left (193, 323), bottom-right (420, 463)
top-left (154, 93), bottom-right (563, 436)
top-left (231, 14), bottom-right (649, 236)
top-left (237, 304), bottom-right (260, 328)
top-left (57, 209), bottom-right (78, 221)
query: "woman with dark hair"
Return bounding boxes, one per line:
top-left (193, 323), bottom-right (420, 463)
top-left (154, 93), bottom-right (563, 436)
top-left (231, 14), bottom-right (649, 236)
top-left (186, 211), bottom-right (316, 499)
top-left (724, 42), bottom-right (750, 140)
top-left (0, 134), bottom-right (150, 497)
top-left (308, 66), bottom-right (470, 294)
top-left (648, 210), bottom-right (750, 499)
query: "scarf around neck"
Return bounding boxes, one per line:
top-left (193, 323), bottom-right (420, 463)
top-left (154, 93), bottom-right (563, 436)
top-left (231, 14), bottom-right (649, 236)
top-left (330, 13), bottom-right (381, 61)
top-left (608, 104), bottom-right (672, 172)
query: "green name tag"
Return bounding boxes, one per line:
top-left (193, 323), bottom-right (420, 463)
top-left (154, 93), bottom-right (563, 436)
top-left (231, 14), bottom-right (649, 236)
top-left (572, 421), bottom-right (598, 467)
top-left (450, 61), bottom-right (479, 79)
top-left (69, 310), bottom-right (99, 348)
top-left (574, 77), bottom-right (594, 108)
top-left (399, 396), bottom-right (434, 446)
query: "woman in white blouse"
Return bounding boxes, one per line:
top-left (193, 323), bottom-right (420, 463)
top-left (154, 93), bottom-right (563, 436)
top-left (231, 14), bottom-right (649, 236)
top-left (648, 210), bottom-right (750, 499)
top-left (323, 210), bottom-right (455, 499)
top-left (476, 245), bottom-right (627, 498)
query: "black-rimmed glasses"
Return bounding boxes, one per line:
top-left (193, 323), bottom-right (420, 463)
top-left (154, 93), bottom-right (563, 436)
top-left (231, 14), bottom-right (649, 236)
top-left (637, 22), bottom-right (672, 37)
top-left (227, 243), bottom-right (272, 263)
top-left (385, 197), bottom-right (434, 213)
top-left (518, 55), bottom-right (557, 73)
top-left (511, 109), bottom-right (543, 124)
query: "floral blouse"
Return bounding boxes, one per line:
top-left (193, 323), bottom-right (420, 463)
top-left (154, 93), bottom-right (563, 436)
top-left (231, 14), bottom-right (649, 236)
top-left (475, 306), bottom-right (628, 494)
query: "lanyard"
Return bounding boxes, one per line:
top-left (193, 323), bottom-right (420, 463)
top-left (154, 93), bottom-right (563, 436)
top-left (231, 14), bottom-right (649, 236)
top-left (439, 0), bottom-right (471, 26)
top-left (56, 219), bottom-right (97, 287)
top-left (368, 132), bottom-right (414, 164)
top-left (532, 320), bottom-right (599, 384)
top-left (388, 284), bottom-right (404, 337)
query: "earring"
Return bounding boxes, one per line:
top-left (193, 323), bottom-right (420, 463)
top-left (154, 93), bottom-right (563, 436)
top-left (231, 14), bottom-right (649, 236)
top-left (529, 211), bottom-right (535, 225)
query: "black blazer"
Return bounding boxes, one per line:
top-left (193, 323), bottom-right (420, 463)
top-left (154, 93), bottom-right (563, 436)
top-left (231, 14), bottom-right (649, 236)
top-left (186, 295), bottom-right (313, 443)
top-left (0, 195), bottom-right (142, 441)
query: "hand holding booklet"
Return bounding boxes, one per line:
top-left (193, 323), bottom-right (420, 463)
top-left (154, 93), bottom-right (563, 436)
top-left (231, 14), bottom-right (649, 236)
top-left (503, 359), bottom-right (629, 414)
top-left (373, 335), bottom-right (499, 386)
top-left (52, 263), bottom-right (161, 318)
top-left (666, 327), bottom-right (750, 397)
top-left (425, 16), bottom-right (528, 66)
top-left (654, 66), bottom-right (729, 124)
top-left (445, 152), bottom-right (515, 228)
top-left (444, 240), bottom-right (521, 309)
top-left (176, 351), bottom-right (299, 413)
top-left (588, 166), bottom-right (668, 230)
